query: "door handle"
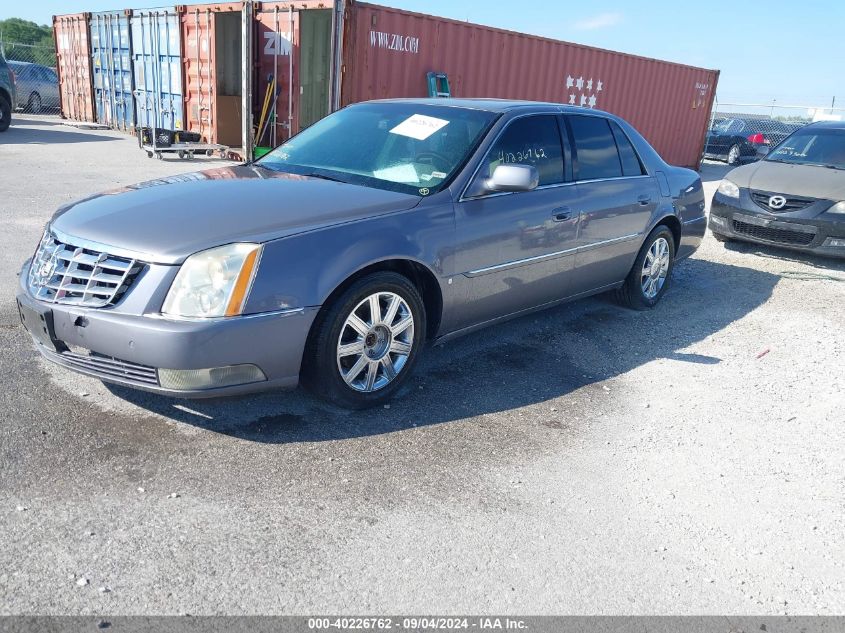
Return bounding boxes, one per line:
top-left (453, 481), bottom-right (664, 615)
top-left (637, 194), bottom-right (652, 206)
top-left (552, 207), bottom-right (573, 221)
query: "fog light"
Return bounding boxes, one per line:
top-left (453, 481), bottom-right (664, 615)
top-left (710, 215), bottom-right (728, 228)
top-left (823, 238), bottom-right (845, 248)
top-left (158, 364), bottom-right (266, 390)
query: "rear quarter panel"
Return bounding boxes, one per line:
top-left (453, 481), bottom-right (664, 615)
top-left (667, 167), bottom-right (706, 259)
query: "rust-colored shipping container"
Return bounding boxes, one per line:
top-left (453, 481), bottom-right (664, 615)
top-left (181, 2), bottom-right (246, 146)
top-left (338, 2), bottom-right (719, 168)
top-left (54, 13), bottom-right (97, 123)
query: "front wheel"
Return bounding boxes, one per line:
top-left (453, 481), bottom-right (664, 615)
top-left (616, 226), bottom-right (676, 310)
top-left (0, 95), bottom-right (11, 132)
top-left (302, 272), bottom-right (426, 409)
top-left (27, 92), bottom-right (42, 114)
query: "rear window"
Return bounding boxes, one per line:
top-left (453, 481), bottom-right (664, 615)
top-left (568, 115), bottom-right (623, 181)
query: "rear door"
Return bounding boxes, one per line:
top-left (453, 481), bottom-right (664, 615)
top-left (564, 115), bottom-right (659, 294)
top-left (453, 114), bottom-right (580, 330)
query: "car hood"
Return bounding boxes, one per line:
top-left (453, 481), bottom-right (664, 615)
top-left (50, 165), bottom-right (422, 264)
top-left (727, 161), bottom-right (845, 200)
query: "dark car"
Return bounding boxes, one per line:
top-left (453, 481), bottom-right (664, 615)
top-left (8, 61), bottom-right (60, 113)
top-left (0, 50), bottom-right (16, 132)
top-left (704, 117), bottom-right (796, 165)
top-left (710, 120), bottom-right (845, 258)
top-left (17, 99), bottom-right (705, 408)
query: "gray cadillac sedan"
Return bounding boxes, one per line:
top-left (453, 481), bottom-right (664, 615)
top-left (17, 99), bottom-right (705, 408)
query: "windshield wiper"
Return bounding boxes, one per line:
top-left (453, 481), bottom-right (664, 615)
top-left (301, 172), bottom-right (347, 183)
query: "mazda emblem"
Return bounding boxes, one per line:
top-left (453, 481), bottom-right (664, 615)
top-left (768, 195), bottom-right (787, 210)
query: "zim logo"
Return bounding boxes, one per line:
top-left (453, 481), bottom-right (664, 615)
top-left (768, 195), bottom-right (787, 210)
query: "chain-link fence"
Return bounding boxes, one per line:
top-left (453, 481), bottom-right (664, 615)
top-left (1, 41), bottom-right (59, 112)
top-left (703, 100), bottom-right (844, 165)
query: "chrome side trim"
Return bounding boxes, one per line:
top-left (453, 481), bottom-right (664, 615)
top-left (464, 233), bottom-right (640, 277)
top-left (683, 216), bottom-right (707, 225)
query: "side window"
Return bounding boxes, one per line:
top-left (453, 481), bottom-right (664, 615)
top-left (482, 115), bottom-right (564, 187)
top-left (610, 121), bottom-right (645, 176)
top-left (568, 115), bottom-right (623, 181)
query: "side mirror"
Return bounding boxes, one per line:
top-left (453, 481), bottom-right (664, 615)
top-left (485, 164), bottom-right (539, 193)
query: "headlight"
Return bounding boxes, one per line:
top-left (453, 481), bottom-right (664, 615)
top-left (717, 179), bottom-right (740, 198)
top-left (826, 201), bottom-right (845, 215)
top-left (162, 243), bottom-right (262, 318)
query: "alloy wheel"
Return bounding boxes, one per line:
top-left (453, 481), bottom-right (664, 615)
top-left (336, 291), bottom-right (414, 393)
top-left (728, 144), bottom-right (740, 164)
top-left (640, 237), bottom-right (670, 299)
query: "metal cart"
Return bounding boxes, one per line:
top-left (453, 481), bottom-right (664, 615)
top-left (141, 140), bottom-right (229, 161)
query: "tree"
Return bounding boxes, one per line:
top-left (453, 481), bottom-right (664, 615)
top-left (0, 18), bottom-right (56, 66)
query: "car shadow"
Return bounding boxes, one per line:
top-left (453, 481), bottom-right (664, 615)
top-left (104, 257), bottom-right (781, 444)
top-left (721, 239), bottom-right (845, 274)
top-left (2, 121), bottom-right (118, 144)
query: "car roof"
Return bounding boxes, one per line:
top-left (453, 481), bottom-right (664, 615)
top-left (804, 120), bottom-right (845, 131)
top-left (364, 97), bottom-right (612, 116)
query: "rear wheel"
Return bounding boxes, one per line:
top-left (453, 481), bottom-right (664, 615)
top-left (727, 144), bottom-right (741, 165)
top-left (0, 95), bottom-right (11, 132)
top-left (27, 92), bottom-right (42, 114)
top-left (616, 226), bottom-right (676, 310)
top-left (302, 272), bottom-right (426, 409)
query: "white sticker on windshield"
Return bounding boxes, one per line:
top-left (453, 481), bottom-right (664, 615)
top-left (389, 114), bottom-right (449, 140)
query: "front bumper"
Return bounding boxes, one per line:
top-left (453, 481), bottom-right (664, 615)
top-left (709, 192), bottom-right (845, 259)
top-left (17, 264), bottom-right (319, 398)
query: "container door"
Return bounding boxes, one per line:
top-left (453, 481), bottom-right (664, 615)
top-left (254, 5), bottom-right (299, 145)
top-left (131, 8), bottom-right (184, 131)
top-left (55, 14), bottom-right (96, 123)
top-left (183, 6), bottom-right (214, 142)
top-left (90, 12), bottom-right (134, 131)
top-left (298, 9), bottom-right (332, 130)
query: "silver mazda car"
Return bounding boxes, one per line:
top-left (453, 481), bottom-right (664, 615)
top-left (17, 99), bottom-right (705, 408)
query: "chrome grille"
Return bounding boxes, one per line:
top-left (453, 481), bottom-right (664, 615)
top-left (750, 191), bottom-right (816, 213)
top-left (28, 232), bottom-right (142, 307)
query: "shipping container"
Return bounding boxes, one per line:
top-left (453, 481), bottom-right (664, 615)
top-left (337, 2), bottom-right (719, 168)
top-left (90, 10), bottom-right (134, 131)
top-left (130, 7), bottom-right (185, 131)
top-left (54, 13), bottom-right (96, 123)
top-left (181, 2), bottom-right (246, 147)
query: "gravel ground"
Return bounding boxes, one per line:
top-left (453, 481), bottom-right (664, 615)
top-left (1, 115), bottom-right (844, 615)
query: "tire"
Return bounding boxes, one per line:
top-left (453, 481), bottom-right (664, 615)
top-left (0, 95), bottom-right (11, 133)
top-left (616, 226), bottom-right (676, 310)
top-left (727, 144), bottom-right (741, 165)
top-left (712, 232), bottom-right (731, 243)
top-left (301, 271), bottom-right (426, 409)
top-left (27, 92), bottom-right (42, 114)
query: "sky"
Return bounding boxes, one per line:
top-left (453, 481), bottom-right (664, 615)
top-left (5, 0), bottom-right (845, 109)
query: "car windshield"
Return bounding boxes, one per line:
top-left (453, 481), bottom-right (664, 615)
top-left (765, 127), bottom-right (845, 169)
top-left (257, 103), bottom-right (499, 195)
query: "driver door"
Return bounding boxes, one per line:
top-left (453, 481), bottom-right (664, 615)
top-left (452, 114), bottom-right (580, 330)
